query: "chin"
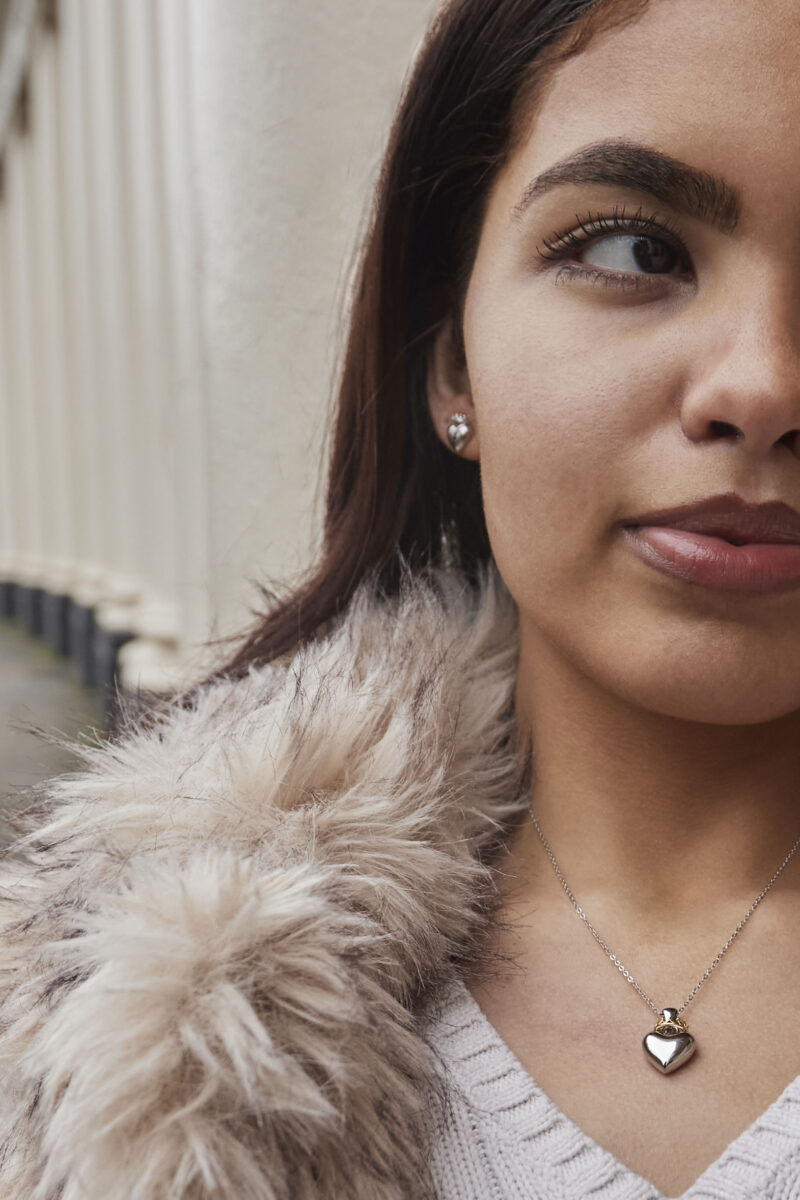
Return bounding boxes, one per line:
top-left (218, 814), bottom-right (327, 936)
top-left (615, 672), bottom-right (800, 727)
top-left (585, 611), bottom-right (800, 727)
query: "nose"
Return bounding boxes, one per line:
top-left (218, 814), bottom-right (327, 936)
top-left (679, 287), bottom-right (800, 459)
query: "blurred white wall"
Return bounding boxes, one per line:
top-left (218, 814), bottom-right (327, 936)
top-left (0, 0), bottom-right (436, 693)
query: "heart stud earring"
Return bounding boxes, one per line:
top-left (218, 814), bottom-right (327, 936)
top-left (446, 412), bottom-right (473, 454)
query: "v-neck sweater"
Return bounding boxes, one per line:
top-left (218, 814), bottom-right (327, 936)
top-left (421, 976), bottom-right (800, 1199)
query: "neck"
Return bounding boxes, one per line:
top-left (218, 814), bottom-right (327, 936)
top-left (512, 623), bottom-right (800, 931)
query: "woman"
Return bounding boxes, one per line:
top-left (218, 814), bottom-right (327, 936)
top-left (3, 0), bottom-right (800, 1196)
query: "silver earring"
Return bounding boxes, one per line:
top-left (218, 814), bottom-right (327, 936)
top-left (446, 412), bottom-right (473, 454)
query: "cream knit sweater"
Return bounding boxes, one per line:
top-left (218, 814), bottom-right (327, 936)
top-left (423, 977), bottom-right (800, 1199)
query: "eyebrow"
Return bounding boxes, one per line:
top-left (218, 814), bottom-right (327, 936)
top-left (511, 138), bottom-right (741, 235)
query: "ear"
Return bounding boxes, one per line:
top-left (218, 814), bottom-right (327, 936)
top-left (426, 314), bottom-right (479, 461)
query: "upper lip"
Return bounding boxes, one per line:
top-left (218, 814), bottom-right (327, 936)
top-left (624, 492), bottom-right (800, 545)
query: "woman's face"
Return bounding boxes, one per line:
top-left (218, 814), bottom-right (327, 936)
top-left (430, 0), bottom-right (800, 725)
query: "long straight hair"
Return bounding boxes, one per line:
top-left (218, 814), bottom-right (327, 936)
top-left (201, 0), bottom-right (648, 687)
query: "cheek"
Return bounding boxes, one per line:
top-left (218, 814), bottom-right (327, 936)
top-left (469, 314), bottom-right (648, 598)
top-left (464, 257), bottom-right (695, 598)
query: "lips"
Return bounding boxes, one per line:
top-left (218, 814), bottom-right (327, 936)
top-left (624, 493), bottom-right (800, 545)
top-left (621, 493), bottom-right (800, 594)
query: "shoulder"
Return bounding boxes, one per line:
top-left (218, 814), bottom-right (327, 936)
top-left (0, 562), bottom-right (527, 1198)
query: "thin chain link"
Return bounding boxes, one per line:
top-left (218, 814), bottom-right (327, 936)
top-left (528, 798), bottom-right (800, 1020)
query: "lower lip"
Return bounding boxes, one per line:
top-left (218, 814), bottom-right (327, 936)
top-left (623, 526), bottom-right (800, 594)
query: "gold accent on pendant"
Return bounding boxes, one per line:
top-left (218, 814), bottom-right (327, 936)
top-left (653, 1010), bottom-right (689, 1036)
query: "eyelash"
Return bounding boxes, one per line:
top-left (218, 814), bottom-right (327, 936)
top-left (536, 204), bottom-right (692, 291)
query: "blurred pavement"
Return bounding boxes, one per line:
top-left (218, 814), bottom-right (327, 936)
top-left (0, 618), bottom-right (103, 844)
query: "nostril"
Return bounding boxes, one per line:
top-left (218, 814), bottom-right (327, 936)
top-left (709, 420), bottom-right (744, 440)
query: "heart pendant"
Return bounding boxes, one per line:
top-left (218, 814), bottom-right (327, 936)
top-left (643, 1008), bottom-right (696, 1074)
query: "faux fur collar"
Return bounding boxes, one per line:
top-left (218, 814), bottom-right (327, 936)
top-left (0, 561), bottom-right (530, 1199)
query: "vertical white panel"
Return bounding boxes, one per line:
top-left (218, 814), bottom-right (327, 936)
top-left (185, 0), bottom-right (437, 646)
top-left (79, 0), bottom-right (143, 624)
top-left (5, 130), bottom-right (45, 587)
top-left (53, 0), bottom-right (107, 605)
top-left (153, 0), bottom-right (213, 659)
top-left (29, 25), bottom-right (75, 595)
top-left (116, 0), bottom-right (180, 641)
top-left (0, 177), bottom-right (18, 581)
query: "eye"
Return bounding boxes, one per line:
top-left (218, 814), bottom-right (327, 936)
top-left (580, 233), bottom-right (680, 276)
top-left (536, 205), bottom-right (694, 291)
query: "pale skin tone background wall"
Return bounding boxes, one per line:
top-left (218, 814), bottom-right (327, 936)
top-left (427, 1), bottom-right (800, 1193)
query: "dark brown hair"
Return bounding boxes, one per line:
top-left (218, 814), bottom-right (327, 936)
top-left (198, 0), bottom-right (649, 688)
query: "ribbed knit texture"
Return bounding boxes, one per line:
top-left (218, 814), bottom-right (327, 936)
top-left (422, 977), bottom-right (800, 1199)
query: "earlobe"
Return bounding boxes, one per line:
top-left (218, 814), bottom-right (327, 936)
top-left (427, 315), bottom-right (479, 460)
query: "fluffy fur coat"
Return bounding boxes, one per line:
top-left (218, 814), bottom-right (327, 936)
top-left (0, 562), bottom-right (532, 1199)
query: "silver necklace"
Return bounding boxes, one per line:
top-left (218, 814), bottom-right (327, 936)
top-left (528, 798), bottom-right (800, 1074)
